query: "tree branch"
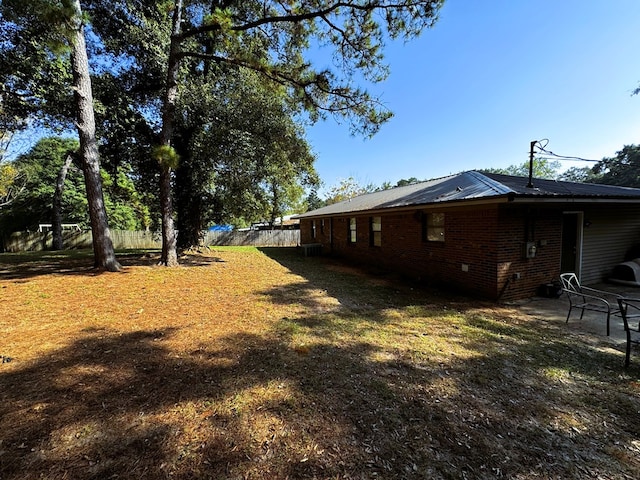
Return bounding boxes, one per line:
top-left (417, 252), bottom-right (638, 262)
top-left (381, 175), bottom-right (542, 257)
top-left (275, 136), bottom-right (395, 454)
top-left (179, 1), bottom-right (429, 40)
top-left (179, 50), bottom-right (388, 117)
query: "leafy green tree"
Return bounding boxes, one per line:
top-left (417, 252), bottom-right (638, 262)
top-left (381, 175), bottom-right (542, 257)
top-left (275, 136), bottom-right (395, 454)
top-left (305, 187), bottom-right (326, 211)
top-left (91, 72), bottom-right (159, 229)
top-left (169, 67), bottom-right (318, 248)
top-left (5, 1), bottom-right (444, 263)
top-left (0, 162), bottom-right (23, 208)
top-left (1, 0), bottom-right (317, 253)
top-left (591, 145), bottom-right (640, 187)
top-left (369, 177), bottom-right (423, 192)
top-left (557, 166), bottom-right (602, 183)
top-left (101, 168), bottom-right (151, 230)
top-left (0, 2), bottom-right (74, 131)
top-left (481, 158), bottom-right (562, 180)
top-left (324, 177), bottom-right (374, 204)
top-left (0, 137), bottom-right (86, 236)
top-left (266, 167), bottom-right (315, 223)
top-left (0, 133), bottom-right (27, 208)
top-left (395, 177), bottom-right (422, 187)
top-left (62, 1), bottom-right (322, 256)
top-left (0, 6), bottom-right (51, 209)
top-left (88, 0), bottom-right (443, 264)
top-left (0, 137), bottom-right (146, 241)
top-left (1, 0), bottom-right (121, 269)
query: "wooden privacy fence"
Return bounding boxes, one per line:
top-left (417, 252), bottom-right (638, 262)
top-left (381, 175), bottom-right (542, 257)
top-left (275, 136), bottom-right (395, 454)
top-left (203, 229), bottom-right (299, 247)
top-left (4, 229), bottom-right (300, 252)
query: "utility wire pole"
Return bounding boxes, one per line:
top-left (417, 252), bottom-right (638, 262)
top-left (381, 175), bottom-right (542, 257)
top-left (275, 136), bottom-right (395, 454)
top-left (527, 140), bottom-right (536, 188)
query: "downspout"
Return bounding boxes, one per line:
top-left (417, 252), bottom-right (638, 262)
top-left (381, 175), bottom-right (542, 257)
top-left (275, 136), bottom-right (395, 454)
top-left (498, 277), bottom-right (511, 302)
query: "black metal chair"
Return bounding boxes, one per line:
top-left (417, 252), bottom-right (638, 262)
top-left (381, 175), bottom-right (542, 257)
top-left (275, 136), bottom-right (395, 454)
top-left (617, 297), bottom-right (640, 367)
top-left (559, 273), bottom-right (621, 336)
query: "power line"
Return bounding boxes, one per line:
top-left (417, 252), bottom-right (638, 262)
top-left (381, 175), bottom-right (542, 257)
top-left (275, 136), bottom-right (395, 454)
top-left (533, 141), bottom-right (601, 162)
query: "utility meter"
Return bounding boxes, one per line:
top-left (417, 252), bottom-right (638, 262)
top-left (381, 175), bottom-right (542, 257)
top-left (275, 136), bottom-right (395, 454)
top-left (525, 242), bottom-right (537, 259)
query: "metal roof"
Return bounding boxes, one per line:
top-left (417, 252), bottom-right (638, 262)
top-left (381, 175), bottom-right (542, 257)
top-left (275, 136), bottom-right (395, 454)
top-left (295, 170), bottom-right (640, 219)
top-left (482, 172), bottom-right (640, 197)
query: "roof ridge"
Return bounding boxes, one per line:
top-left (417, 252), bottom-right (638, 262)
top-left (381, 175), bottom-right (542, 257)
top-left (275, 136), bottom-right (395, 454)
top-left (468, 170), bottom-right (515, 195)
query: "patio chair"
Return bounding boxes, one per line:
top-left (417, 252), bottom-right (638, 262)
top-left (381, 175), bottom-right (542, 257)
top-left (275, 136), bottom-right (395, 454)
top-left (616, 298), bottom-right (640, 367)
top-left (559, 273), bottom-right (621, 336)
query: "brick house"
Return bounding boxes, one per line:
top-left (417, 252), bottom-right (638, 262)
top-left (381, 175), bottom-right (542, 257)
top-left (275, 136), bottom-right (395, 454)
top-left (295, 171), bottom-right (640, 301)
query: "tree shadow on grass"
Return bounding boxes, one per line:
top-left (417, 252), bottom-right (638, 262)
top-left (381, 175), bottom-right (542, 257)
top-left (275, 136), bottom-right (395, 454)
top-left (1, 314), bottom-right (640, 479)
top-left (256, 247), bottom-right (640, 477)
top-left (3, 322), bottom-right (639, 479)
top-left (0, 328), bottom-right (269, 479)
top-left (258, 248), bottom-right (632, 363)
top-left (2, 248), bottom-right (639, 479)
top-left (257, 247), bottom-right (470, 317)
top-left (0, 250), bottom-right (223, 281)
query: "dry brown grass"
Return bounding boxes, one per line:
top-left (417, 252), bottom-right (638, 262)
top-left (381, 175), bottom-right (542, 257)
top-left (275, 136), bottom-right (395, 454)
top-left (1, 247), bottom-right (639, 479)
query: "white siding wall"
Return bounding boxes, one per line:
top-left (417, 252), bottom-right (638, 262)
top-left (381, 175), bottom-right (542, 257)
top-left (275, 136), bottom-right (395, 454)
top-left (581, 205), bottom-right (640, 284)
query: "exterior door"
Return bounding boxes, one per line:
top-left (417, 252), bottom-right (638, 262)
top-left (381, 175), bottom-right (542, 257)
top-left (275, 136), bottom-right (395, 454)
top-left (561, 212), bottom-right (583, 276)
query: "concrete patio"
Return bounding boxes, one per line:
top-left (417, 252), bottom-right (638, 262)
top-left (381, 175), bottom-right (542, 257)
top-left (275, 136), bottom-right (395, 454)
top-left (514, 283), bottom-right (640, 367)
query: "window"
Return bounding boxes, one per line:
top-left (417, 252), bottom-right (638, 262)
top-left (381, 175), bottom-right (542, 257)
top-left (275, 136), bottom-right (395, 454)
top-left (423, 212), bottom-right (445, 242)
top-left (370, 216), bottom-right (381, 247)
top-left (320, 219), bottom-right (325, 235)
top-left (348, 217), bottom-right (357, 243)
top-left (311, 220), bottom-right (317, 239)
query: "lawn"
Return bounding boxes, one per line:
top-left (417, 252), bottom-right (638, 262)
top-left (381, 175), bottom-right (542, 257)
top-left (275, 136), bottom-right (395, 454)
top-left (1, 247), bottom-right (639, 479)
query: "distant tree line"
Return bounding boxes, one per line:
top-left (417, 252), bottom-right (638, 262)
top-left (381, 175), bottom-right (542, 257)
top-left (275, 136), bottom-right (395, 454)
top-left (482, 146), bottom-right (640, 187)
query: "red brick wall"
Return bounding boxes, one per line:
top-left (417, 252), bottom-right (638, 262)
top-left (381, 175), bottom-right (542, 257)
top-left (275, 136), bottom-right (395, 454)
top-left (495, 206), bottom-right (563, 301)
top-left (301, 218), bottom-right (333, 253)
top-left (300, 204), bottom-right (563, 301)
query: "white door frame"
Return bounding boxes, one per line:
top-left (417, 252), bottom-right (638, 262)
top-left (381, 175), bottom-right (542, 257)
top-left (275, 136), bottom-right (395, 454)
top-left (562, 211), bottom-right (584, 280)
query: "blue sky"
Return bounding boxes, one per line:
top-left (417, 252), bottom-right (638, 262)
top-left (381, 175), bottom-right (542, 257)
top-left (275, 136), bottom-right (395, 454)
top-left (306, 0), bottom-right (640, 192)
